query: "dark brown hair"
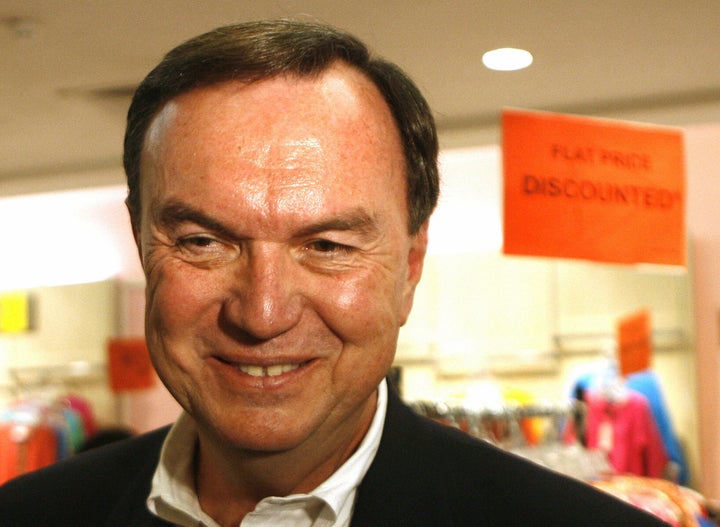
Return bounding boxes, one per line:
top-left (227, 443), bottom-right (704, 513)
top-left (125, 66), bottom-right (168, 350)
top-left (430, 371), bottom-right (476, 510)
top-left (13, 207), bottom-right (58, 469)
top-left (123, 19), bottom-right (439, 234)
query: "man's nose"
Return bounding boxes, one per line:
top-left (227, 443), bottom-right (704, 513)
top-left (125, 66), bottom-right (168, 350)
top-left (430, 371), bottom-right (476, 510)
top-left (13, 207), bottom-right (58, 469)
top-left (222, 246), bottom-right (304, 341)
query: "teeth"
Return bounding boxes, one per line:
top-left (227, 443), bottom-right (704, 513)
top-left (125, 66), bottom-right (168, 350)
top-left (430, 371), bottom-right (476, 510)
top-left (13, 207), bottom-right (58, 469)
top-left (243, 365), bottom-right (265, 377)
top-left (266, 364), bottom-right (288, 376)
top-left (237, 363), bottom-right (301, 377)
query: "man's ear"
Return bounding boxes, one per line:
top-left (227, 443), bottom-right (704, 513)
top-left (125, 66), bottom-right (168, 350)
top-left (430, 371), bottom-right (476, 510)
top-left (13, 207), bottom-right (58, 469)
top-left (399, 221), bottom-right (429, 325)
top-left (407, 221), bottom-right (428, 283)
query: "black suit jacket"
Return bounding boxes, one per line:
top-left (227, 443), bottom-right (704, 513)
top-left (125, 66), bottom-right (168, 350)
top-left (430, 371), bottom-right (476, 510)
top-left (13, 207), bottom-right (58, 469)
top-left (0, 385), bottom-right (669, 526)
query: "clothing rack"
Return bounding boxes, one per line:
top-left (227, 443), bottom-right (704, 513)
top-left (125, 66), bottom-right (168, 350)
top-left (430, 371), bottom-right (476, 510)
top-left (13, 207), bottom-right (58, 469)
top-left (410, 398), bottom-right (610, 481)
top-left (409, 398), bottom-right (583, 449)
top-left (553, 328), bottom-right (689, 355)
top-left (3, 361), bottom-right (105, 405)
top-left (410, 399), bottom-right (580, 422)
top-left (7, 361), bottom-right (105, 391)
top-left (0, 362), bottom-right (104, 484)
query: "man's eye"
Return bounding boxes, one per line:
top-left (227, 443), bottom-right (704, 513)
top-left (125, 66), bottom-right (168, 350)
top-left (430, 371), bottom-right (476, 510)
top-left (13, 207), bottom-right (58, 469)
top-left (176, 235), bottom-right (238, 264)
top-left (178, 235), bottom-right (217, 249)
top-left (308, 239), bottom-right (353, 254)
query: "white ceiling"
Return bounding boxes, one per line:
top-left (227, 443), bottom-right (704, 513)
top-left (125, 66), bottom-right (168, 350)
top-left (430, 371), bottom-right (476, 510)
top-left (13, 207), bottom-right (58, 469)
top-left (2, 1), bottom-right (720, 192)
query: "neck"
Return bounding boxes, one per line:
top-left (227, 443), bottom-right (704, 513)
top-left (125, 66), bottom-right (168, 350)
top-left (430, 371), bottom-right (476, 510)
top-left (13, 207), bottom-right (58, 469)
top-left (195, 392), bottom-right (378, 526)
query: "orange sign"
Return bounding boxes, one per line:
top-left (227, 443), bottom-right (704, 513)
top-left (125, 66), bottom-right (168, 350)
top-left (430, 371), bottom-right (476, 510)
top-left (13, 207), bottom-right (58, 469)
top-left (617, 309), bottom-right (652, 376)
top-left (108, 337), bottom-right (155, 392)
top-left (502, 109), bottom-right (685, 265)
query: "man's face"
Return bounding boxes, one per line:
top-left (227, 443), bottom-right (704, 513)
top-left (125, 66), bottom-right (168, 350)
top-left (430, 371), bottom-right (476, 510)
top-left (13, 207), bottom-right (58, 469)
top-left (135, 63), bottom-right (427, 454)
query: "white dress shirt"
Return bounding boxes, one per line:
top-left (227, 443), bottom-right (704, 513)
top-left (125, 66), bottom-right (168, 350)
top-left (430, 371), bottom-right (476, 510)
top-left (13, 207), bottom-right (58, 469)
top-left (147, 380), bottom-right (387, 527)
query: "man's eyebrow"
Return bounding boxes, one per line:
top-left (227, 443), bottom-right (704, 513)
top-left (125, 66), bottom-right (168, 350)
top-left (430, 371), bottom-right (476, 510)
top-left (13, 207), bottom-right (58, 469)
top-left (157, 201), bottom-right (236, 238)
top-left (295, 209), bottom-right (380, 238)
top-left (157, 201), bottom-right (380, 239)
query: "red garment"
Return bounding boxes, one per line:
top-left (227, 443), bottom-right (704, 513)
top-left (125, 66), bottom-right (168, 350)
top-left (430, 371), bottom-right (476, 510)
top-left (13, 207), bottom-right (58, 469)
top-left (586, 390), bottom-right (668, 478)
top-left (0, 423), bottom-right (58, 484)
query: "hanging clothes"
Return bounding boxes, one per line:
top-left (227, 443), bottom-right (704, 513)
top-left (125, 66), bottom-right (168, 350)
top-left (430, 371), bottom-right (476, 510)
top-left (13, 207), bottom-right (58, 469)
top-left (585, 389), bottom-right (668, 478)
top-left (62, 393), bottom-right (98, 439)
top-left (627, 370), bottom-right (690, 485)
top-left (0, 394), bottom-right (96, 485)
top-left (0, 421), bottom-right (58, 484)
top-left (571, 364), bottom-right (687, 483)
top-left (0, 403), bottom-right (61, 485)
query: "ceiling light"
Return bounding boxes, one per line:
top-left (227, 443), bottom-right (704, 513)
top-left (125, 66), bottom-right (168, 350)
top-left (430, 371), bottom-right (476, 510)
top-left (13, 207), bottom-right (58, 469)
top-left (482, 47), bottom-right (533, 71)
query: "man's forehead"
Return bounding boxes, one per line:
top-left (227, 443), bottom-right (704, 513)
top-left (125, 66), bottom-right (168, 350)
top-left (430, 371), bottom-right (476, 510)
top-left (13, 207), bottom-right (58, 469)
top-left (138, 66), bottom-right (408, 227)
top-left (143, 63), bottom-right (399, 150)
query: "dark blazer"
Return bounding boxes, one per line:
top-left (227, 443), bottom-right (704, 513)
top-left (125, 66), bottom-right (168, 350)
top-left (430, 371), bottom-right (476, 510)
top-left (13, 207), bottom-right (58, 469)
top-left (0, 385), bottom-right (669, 526)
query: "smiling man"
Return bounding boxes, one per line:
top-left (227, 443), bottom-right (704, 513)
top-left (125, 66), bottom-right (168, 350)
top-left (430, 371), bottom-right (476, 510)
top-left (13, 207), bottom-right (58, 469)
top-left (136, 60), bottom-right (426, 524)
top-left (0, 20), bottom-right (670, 527)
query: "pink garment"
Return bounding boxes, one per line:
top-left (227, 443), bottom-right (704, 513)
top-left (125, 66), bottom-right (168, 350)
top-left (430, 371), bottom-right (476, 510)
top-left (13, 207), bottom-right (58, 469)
top-left (586, 390), bottom-right (668, 478)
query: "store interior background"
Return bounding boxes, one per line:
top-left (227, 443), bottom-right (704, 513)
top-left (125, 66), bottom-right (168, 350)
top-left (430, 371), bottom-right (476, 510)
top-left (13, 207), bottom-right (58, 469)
top-left (1, 1), bottom-right (719, 500)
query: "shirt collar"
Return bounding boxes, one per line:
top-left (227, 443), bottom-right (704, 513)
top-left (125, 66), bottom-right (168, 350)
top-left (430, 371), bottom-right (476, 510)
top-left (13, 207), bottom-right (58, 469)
top-left (147, 411), bottom-right (215, 526)
top-left (310, 378), bottom-right (387, 516)
top-left (147, 379), bottom-right (387, 526)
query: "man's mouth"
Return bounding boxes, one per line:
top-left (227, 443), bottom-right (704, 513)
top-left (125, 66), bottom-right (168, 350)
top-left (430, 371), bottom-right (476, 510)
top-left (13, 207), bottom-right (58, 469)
top-left (234, 362), bottom-right (304, 378)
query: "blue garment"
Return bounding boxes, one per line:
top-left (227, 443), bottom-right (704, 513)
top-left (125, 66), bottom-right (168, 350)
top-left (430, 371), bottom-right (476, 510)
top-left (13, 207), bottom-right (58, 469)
top-left (626, 370), bottom-right (689, 485)
top-left (697, 516), bottom-right (715, 527)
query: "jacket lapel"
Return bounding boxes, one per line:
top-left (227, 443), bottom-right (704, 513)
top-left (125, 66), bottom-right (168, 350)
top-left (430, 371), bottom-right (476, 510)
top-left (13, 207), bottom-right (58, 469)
top-left (104, 429), bottom-right (174, 527)
top-left (351, 383), bottom-right (454, 527)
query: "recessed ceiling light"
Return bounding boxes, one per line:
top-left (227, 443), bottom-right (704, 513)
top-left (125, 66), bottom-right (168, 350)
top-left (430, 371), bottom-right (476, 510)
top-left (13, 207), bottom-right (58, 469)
top-left (482, 47), bottom-right (533, 71)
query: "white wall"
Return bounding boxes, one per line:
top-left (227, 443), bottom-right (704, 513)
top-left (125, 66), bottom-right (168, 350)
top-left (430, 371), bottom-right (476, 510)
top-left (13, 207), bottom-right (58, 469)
top-left (684, 123), bottom-right (720, 499)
